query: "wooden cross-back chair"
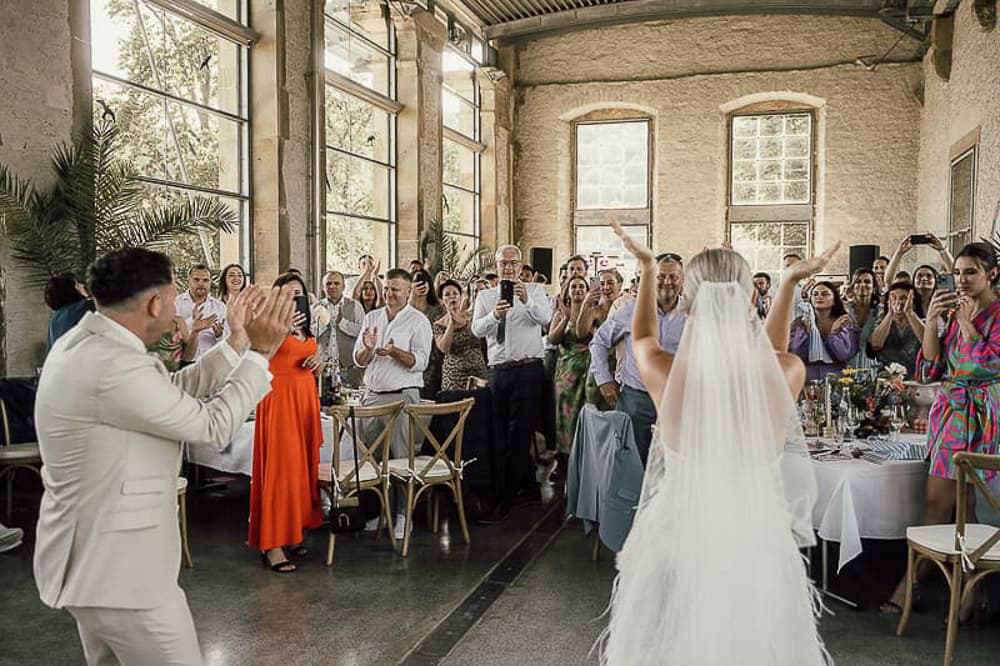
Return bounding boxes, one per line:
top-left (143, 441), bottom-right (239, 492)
top-left (320, 401), bottom-right (404, 566)
top-left (388, 398), bottom-right (475, 557)
top-left (897, 452), bottom-right (1000, 665)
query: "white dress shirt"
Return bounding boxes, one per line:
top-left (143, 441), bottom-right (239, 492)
top-left (352, 304), bottom-right (432, 392)
top-left (472, 282), bottom-right (553, 365)
top-left (174, 292), bottom-right (228, 358)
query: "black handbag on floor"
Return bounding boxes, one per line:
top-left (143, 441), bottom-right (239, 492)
top-left (329, 406), bottom-right (366, 533)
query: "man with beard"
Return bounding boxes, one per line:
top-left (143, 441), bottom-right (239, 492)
top-left (753, 272), bottom-right (772, 319)
top-left (175, 264), bottom-right (227, 359)
top-left (590, 252), bottom-right (687, 464)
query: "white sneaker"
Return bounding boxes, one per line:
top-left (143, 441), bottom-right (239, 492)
top-left (363, 517), bottom-right (379, 532)
top-left (394, 513), bottom-right (407, 541)
top-left (0, 526), bottom-right (24, 553)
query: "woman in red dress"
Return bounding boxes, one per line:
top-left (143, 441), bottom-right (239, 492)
top-left (249, 273), bottom-right (324, 572)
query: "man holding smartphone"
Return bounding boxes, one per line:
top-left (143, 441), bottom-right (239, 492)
top-left (472, 245), bottom-right (553, 523)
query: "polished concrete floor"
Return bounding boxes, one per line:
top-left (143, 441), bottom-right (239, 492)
top-left (3, 474), bottom-right (1000, 665)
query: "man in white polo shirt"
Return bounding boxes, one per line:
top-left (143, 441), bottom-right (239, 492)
top-left (353, 268), bottom-right (433, 458)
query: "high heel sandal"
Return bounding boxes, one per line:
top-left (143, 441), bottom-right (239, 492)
top-left (287, 544), bottom-right (308, 559)
top-left (260, 551), bottom-right (296, 573)
top-left (880, 583), bottom-right (921, 616)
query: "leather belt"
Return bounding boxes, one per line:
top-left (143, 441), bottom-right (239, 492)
top-left (488, 358), bottom-right (542, 371)
top-left (368, 387), bottom-right (421, 395)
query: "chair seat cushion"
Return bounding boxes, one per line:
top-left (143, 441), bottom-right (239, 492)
top-left (318, 462), bottom-right (379, 484)
top-left (387, 456), bottom-right (453, 480)
top-left (907, 523), bottom-right (1000, 561)
top-left (0, 443), bottom-right (41, 463)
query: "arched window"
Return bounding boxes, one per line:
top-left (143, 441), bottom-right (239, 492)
top-left (727, 101), bottom-right (816, 280)
top-left (572, 110), bottom-right (652, 278)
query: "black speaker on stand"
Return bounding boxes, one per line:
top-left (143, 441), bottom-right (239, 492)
top-left (530, 247), bottom-right (553, 282)
top-left (849, 245), bottom-right (880, 277)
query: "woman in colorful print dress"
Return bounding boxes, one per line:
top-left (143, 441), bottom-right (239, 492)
top-left (881, 242), bottom-right (1000, 616)
top-left (549, 276), bottom-right (592, 454)
top-left (579, 269), bottom-right (624, 410)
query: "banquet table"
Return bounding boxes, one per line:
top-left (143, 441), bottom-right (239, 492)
top-left (185, 414), bottom-right (352, 477)
top-left (811, 433), bottom-right (929, 574)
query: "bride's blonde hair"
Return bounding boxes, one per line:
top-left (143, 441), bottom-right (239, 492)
top-left (682, 248), bottom-right (754, 310)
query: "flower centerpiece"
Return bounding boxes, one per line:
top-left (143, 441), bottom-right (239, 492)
top-left (827, 364), bottom-right (915, 437)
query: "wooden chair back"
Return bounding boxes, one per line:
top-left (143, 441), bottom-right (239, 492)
top-left (326, 401), bottom-right (404, 490)
top-left (403, 398), bottom-right (475, 481)
top-left (955, 452), bottom-right (1000, 562)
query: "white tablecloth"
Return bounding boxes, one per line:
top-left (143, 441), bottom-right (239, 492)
top-left (186, 414), bottom-right (351, 476)
top-left (811, 434), bottom-right (928, 572)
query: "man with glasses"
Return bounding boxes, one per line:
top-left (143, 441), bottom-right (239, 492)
top-left (590, 252), bottom-right (687, 465)
top-left (472, 245), bottom-right (553, 523)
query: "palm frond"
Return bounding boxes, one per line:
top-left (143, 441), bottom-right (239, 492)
top-left (120, 196), bottom-right (238, 251)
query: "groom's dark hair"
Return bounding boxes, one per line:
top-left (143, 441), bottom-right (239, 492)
top-left (88, 247), bottom-right (174, 308)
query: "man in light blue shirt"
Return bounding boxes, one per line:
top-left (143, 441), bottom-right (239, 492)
top-left (590, 253), bottom-right (686, 464)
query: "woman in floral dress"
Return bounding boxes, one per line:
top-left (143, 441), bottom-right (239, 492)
top-left (881, 242), bottom-right (1000, 616)
top-left (578, 269), bottom-right (623, 409)
top-left (548, 276), bottom-right (592, 454)
top-left (434, 280), bottom-right (486, 391)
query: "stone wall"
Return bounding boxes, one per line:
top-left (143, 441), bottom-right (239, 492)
top-left (917, 3), bottom-right (1000, 242)
top-left (0, 0), bottom-right (77, 375)
top-left (509, 15), bottom-right (925, 274)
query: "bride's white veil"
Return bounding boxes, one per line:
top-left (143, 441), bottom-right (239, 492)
top-left (602, 249), bottom-right (827, 665)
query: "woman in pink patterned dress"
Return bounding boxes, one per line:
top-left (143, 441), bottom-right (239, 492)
top-left (881, 241), bottom-right (1000, 617)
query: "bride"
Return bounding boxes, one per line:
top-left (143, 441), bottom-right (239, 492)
top-left (601, 221), bottom-right (839, 665)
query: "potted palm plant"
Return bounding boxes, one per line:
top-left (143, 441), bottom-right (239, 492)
top-left (0, 119), bottom-right (236, 287)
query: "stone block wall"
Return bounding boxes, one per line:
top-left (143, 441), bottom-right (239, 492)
top-left (509, 15), bottom-right (925, 275)
top-left (917, 4), bottom-right (1000, 243)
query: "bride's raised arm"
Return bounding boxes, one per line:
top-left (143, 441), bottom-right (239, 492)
top-left (610, 219), bottom-right (673, 406)
top-left (764, 242), bottom-right (841, 352)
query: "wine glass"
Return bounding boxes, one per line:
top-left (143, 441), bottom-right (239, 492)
top-left (888, 404), bottom-right (907, 440)
top-left (843, 405), bottom-right (860, 442)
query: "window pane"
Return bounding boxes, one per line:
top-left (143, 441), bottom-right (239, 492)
top-left (730, 221), bottom-right (809, 277)
top-left (325, 86), bottom-right (390, 163)
top-left (442, 49), bottom-right (476, 103)
top-left (325, 20), bottom-right (391, 95)
top-left (443, 185), bottom-right (477, 236)
top-left (576, 121), bottom-right (649, 210)
top-left (324, 1), bottom-right (390, 50)
top-left (730, 112), bottom-right (811, 205)
top-left (949, 149), bottom-right (975, 256)
top-left (91, 0), bottom-right (242, 116)
top-left (575, 225), bottom-right (647, 278)
top-left (143, 187), bottom-right (244, 271)
top-left (326, 151), bottom-right (392, 220)
top-left (443, 90), bottom-right (476, 138)
top-left (326, 214), bottom-right (392, 273)
top-left (443, 139), bottom-right (476, 191)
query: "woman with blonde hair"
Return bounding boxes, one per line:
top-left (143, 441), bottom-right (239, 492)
top-left (601, 220), bottom-right (836, 665)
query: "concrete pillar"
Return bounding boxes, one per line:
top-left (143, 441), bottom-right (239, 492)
top-left (394, 10), bottom-right (446, 264)
top-left (479, 70), bottom-right (514, 251)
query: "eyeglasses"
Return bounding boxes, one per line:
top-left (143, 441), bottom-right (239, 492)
top-left (657, 252), bottom-right (683, 264)
top-left (497, 260), bottom-right (521, 268)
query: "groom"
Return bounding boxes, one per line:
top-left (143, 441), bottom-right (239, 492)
top-left (590, 252), bottom-right (687, 464)
top-left (34, 248), bottom-right (293, 665)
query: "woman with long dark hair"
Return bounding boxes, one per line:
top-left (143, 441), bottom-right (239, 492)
top-left (869, 281), bottom-right (925, 377)
top-left (410, 269), bottom-right (444, 398)
top-left (790, 281), bottom-right (859, 381)
top-left (881, 242), bottom-right (1000, 618)
top-left (357, 279), bottom-right (382, 313)
top-left (217, 263), bottom-right (247, 304)
top-left (248, 272), bottom-right (324, 573)
top-left (845, 268), bottom-right (880, 370)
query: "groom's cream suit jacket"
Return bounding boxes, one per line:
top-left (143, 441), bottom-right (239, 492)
top-left (33, 312), bottom-right (271, 609)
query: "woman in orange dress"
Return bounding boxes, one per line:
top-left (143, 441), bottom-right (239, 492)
top-left (249, 273), bottom-right (324, 572)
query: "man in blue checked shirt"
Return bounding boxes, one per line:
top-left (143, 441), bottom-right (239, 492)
top-left (590, 252), bottom-right (687, 465)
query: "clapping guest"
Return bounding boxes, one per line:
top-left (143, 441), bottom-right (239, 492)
top-left (549, 276), bottom-right (593, 456)
top-left (884, 233), bottom-right (954, 295)
top-left (578, 269), bottom-right (623, 409)
top-left (175, 264), bottom-right (227, 359)
top-left (845, 268), bottom-right (880, 369)
top-left (869, 281), bottom-right (924, 377)
top-left (315, 271), bottom-right (365, 388)
top-left (790, 281), bottom-right (860, 382)
top-left (410, 269), bottom-right (445, 398)
top-left (218, 263), bottom-right (247, 304)
top-left (357, 279), bottom-right (382, 313)
top-left (434, 280), bottom-right (486, 391)
top-left (45, 274), bottom-right (94, 348)
top-left (348, 254), bottom-right (383, 302)
top-left (434, 270), bottom-right (452, 292)
top-left (248, 273), bottom-right (325, 573)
